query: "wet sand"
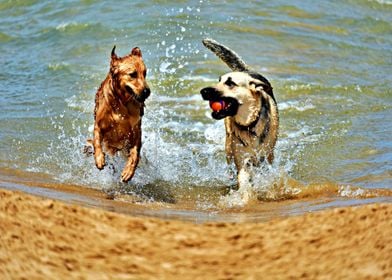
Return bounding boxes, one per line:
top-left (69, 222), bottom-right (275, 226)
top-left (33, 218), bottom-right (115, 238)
top-left (1, 188), bottom-right (391, 279)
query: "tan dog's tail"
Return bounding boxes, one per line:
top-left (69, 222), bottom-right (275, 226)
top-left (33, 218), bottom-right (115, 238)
top-left (202, 38), bottom-right (251, 72)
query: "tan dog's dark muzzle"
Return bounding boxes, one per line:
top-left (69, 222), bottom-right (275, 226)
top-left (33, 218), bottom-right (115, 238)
top-left (200, 87), bottom-right (221, 101)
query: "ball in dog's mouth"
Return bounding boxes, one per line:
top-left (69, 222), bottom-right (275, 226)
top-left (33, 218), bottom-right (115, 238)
top-left (210, 98), bottom-right (239, 120)
top-left (200, 87), bottom-right (239, 119)
top-left (209, 100), bottom-right (226, 112)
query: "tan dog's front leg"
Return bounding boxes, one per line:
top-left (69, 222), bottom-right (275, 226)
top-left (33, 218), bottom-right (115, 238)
top-left (93, 125), bottom-right (105, 170)
top-left (121, 145), bottom-right (140, 182)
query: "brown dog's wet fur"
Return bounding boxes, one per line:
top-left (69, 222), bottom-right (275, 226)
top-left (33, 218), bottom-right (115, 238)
top-left (90, 46), bottom-right (150, 182)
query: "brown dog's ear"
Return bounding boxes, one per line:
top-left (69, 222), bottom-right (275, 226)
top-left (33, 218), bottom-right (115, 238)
top-left (111, 45), bottom-right (118, 60)
top-left (131, 47), bottom-right (142, 57)
top-left (110, 45), bottom-right (119, 75)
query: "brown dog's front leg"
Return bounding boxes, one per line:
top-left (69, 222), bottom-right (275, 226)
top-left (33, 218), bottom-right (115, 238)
top-left (121, 145), bottom-right (140, 182)
top-left (93, 125), bottom-right (105, 170)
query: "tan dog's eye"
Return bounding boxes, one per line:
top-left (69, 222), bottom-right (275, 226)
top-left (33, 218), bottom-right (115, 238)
top-left (129, 71), bottom-right (137, 79)
top-left (224, 77), bottom-right (237, 88)
top-left (143, 70), bottom-right (147, 77)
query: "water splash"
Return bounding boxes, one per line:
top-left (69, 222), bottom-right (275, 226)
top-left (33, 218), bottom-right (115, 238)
top-left (25, 67), bottom-right (329, 209)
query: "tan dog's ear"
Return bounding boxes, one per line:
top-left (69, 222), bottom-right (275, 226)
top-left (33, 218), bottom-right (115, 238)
top-left (249, 79), bottom-right (266, 93)
top-left (255, 83), bottom-right (265, 93)
top-left (131, 47), bottom-right (142, 57)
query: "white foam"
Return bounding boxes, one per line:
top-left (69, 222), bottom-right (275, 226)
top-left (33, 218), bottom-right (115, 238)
top-left (65, 94), bottom-right (93, 113)
top-left (279, 99), bottom-right (315, 112)
top-left (338, 185), bottom-right (366, 197)
top-left (204, 120), bottom-right (225, 145)
top-left (288, 83), bottom-right (314, 91)
top-left (159, 61), bottom-right (175, 74)
top-left (180, 75), bottom-right (215, 82)
top-left (55, 22), bottom-right (89, 31)
top-left (56, 22), bottom-right (72, 30)
top-left (372, 0), bottom-right (392, 4)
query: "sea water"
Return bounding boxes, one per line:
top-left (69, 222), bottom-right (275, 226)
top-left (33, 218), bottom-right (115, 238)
top-left (0, 0), bottom-right (391, 215)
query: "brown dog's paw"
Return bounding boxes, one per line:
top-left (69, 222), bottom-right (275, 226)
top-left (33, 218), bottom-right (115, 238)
top-left (121, 167), bottom-right (135, 183)
top-left (95, 152), bottom-right (106, 170)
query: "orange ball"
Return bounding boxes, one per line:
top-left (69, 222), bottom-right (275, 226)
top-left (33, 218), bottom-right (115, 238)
top-left (209, 100), bottom-right (225, 112)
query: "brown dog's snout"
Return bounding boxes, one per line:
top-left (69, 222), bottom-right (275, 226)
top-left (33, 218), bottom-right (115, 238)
top-left (127, 84), bottom-right (150, 103)
top-left (133, 86), bottom-right (150, 103)
top-left (140, 87), bottom-right (151, 101)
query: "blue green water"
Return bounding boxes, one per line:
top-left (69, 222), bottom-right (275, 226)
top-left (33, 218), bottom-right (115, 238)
top-left (0, 0), bottom-right (391, 209)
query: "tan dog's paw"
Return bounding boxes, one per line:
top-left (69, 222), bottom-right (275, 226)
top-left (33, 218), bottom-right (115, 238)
top-left (95, 152), bottom-right (106, 170)
top-left (121, 166), bottom-right (135, 182)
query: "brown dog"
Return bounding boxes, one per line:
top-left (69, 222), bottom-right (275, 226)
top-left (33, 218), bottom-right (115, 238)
top-left (90, 45), bottom-right (150, 182)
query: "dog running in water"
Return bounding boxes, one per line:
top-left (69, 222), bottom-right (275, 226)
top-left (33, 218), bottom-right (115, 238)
top-left (87, 45), bottom-right (150, 182)
top-left (200, 38), bottom-right (279, 192)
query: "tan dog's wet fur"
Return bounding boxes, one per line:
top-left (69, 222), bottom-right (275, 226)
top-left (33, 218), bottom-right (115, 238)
top-left (219, 72), bottom-right (277, 170)
top-left (201, 72), bottom-right (279, 180)
top-left (90, 46), bottom-right (150, 182)
top-left (200, 38), bottom-right (279, 193)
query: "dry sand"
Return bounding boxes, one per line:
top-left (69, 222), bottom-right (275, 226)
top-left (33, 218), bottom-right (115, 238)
top-left (0, 188), bottom-right (391, 279)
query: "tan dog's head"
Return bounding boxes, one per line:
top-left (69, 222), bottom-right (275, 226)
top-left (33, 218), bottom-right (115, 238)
top-left (201, 71), bottom-right (274, 126)
top-left (110, 46), bottom-right (150, 103)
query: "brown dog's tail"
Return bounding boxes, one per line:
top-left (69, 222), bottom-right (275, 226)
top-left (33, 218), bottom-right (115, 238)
top-left (202, 38), bottom-right (251, 72)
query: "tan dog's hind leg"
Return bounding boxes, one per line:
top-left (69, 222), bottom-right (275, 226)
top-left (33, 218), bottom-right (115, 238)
top-left (121, 145), bottom-right (140, 182)
top-left (93, 125), bottom-right (105, 170)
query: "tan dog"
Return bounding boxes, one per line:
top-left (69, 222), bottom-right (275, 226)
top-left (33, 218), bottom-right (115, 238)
top-left (200, 39), bottom-right (278, 190)
top-left (90, 45), bottom-right (150, 182)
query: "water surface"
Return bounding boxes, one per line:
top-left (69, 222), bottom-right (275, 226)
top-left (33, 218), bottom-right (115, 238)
top-left (0, 0), bottom-right (391, 219)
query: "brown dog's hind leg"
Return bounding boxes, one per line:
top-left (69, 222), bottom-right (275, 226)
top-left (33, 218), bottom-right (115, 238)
top-left (121, 145), bottom-right (140, 182)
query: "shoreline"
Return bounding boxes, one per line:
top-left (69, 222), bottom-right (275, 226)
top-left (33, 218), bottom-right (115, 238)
top-left (1, 188), bottom-right (391, 279)
top-left (1, 167), bottom-right (391, 223)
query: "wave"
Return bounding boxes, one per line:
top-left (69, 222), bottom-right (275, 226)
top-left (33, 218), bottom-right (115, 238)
top-left (279, 100), bottom-right (315, 112)
top-left (56, 22), bottom-right (89, 31)
top-left (47, 62), bottom-right (71, 72)
top-left (0, 32), bottom-right (13, 42)
top-left (372, 0), bottom-right (392, 4)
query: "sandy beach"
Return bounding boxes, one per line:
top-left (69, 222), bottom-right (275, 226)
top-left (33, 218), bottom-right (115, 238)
top-left (0, 188), bottom-right (391, 279)
top-left (1, 1), bottom-right (392, 279)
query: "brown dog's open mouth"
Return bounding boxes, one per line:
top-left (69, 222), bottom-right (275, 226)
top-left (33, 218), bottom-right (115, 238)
top-left (200, 87), bottom-right (239, 120)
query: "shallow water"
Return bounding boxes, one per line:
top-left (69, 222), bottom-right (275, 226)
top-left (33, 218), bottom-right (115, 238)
top-left (0, 1), bottom-right (391, 218)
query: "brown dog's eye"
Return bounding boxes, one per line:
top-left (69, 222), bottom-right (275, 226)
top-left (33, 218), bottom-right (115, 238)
top-left (143, 70), bottom-right (147, 77)
top-left (129, 71), bottom-right (138, 79)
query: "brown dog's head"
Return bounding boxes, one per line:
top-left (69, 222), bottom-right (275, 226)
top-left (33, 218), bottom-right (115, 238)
top-left (110, 46), bottom-right (150, 104)
top-left (201, 71), bottom-right (274, 127)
